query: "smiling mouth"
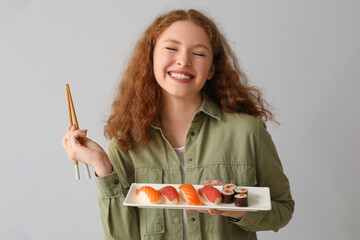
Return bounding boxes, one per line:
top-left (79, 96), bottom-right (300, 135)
top-left (168, 72), bottom-right (194, 80)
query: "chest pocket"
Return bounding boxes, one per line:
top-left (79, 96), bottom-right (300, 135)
top-left (204, 163), bottom-right (257, 186)
top-left (204, 163), bottom-right (257, 234)
top-left (135, 167), bottom-right (165, 237)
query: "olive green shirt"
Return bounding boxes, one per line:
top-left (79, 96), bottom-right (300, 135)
top-left (95, 97), bottom-right (294, 240)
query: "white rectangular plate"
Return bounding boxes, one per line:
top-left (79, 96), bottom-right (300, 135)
top-left (123, 183), bottom-right (271, 212)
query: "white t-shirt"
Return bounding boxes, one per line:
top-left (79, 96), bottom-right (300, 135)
top-left (173, 146), bottom-right (188, 240)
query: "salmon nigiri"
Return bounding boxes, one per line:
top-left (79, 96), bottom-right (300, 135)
top-left (198, 185), bottom-right (222, 205)
top-left (135, 186), bottom-right (162, 204)
top-left (158, 186), bottom-right (180, 205)
top-left (179, 184), bottom-right (205, 206)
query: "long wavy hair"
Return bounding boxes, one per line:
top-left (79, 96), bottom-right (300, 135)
top-left (105, 9), bottom-right (274, 151)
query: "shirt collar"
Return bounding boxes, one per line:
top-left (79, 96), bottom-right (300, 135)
top-left (198, 95), bottom-right (222, 121)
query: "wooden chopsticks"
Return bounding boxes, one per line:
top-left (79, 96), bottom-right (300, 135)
top-left (66, 84), bottom-right (91, 180)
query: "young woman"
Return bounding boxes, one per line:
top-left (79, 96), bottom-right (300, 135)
top-left (62, 9), bottom-right (294, 240)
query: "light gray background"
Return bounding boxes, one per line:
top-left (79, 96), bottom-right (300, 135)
top-left (1, 0), bottom-right (359, 239)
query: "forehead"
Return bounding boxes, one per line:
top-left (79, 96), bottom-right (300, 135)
top-left (156, 20), bottom-right (211, 49)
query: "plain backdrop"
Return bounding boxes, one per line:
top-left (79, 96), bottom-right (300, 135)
top-left (1, 0), bottom-right (359, 239)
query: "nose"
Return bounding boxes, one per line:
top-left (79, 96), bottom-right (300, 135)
top-left (176, 52), bottom-right (192, 67)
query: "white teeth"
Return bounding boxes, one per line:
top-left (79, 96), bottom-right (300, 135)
top-left (170, 72), bottom-right (192, 80)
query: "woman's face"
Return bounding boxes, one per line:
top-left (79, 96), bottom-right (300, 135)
top-left (153, 20), bottom-right (214, 101)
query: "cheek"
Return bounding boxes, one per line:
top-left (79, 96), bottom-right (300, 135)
top-left (198, 61), bottom-right (213, 75)
top-left (193, 56), bottom-right (212, 70)
top-left (154, 53), bottom-right (170, 71)
top-left (153, 54), bottom-right (163, 76)
top-left (153, 58), bottom-right (167, 83)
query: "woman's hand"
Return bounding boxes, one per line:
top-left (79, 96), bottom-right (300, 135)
top-left (188, 180), bottom-right (247, 220)
top-left (62, 125), bottom-right (112, 177)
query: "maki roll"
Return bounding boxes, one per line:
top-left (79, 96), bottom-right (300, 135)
top-left (234, 194), bottom-right (248, 207)
top-left (235, 187), bottom-right (248, 195)
top-left (223, 184), bottom-right (236, 191)
top-left (221, 189), bottom-right (235, 203)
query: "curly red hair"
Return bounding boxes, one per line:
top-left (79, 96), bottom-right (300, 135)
top-left (105, 9), bottom-right (274, 151)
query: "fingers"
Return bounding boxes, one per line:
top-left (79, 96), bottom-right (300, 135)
top-left (62, 126), bottom-right (78, 148)
top-left (186, 209), bottom-right (208, 214)
top-left (189, 208), bottom-right (246, 219)
top-left (204, 180), bottom-right (225, 186)
top-left (207, 209), bottom-right (247, 219)
top-left (62, 126), bottom-right (88, 161)
top-left (207, 209), bottom-right (224, 215)
top-left (186, 209), bottom-right (224, 216)
top-left (69, 129), bottom-right (87, 146)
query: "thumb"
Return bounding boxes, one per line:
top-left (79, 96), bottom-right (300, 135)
top-left (204, 180), bottom-right (225, 186)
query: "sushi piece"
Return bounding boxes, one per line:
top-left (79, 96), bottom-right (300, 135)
top-left (221, 189), bottom-right (235, 203)
top-left (179, 184), bottom-right (205, 206)
top-left (234, 193), bottom-right (248, 207)
top-left (158, 186), bottom-right (180, 205)
top-left (235, 187), bottom-right (248, 195)
top-left (223, 184), bottom-right (236, 191)
top-left (198, 185), bottom-right (222, 205)
top-left (135, 186), bottom-right (162, 204)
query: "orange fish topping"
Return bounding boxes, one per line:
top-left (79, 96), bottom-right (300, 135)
top-left (179, 184), bottom-right (205, 206)
top-left (135, 186), bottom-right (161, 203)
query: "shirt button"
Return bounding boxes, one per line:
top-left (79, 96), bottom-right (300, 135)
top-left (174, 217), bottom-right (180, 223)
top-left (190, 132), bottom-right (195, 136)
top-left (114, 179), bottom-right (119, 185)
top-left (188, 158), bottom-right (192, 162)
top-left (191, 217), bottom-right (196, 222)
top-left (156, 224), bottom-right (163, 231)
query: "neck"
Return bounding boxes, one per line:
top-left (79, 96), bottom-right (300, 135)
top-left (159, 93), bottom-right (202, 148)
top-left (160, 93), bottom-right (202, 126)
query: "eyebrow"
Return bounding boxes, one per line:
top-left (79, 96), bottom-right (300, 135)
top-left (160, 39), bottom-right (211, 52)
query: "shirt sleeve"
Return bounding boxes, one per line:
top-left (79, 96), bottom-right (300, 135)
top-left (231, 119), bottom-right (295, 232)
top-left (95, 140), bottom-right (141, 240)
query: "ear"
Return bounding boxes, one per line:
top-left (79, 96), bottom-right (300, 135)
top-left (207, 64), bottom-right (215, 80)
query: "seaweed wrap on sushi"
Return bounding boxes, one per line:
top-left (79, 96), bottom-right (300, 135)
top-left (234, 193), bottom-right (248, 207)
top-left (221, 189), bottom-right (235, 203)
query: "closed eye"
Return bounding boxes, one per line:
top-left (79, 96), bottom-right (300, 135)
top-left (165, 47), bottom-right (177, 51)
top-left (193, 53), bottom-right (206, 57)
